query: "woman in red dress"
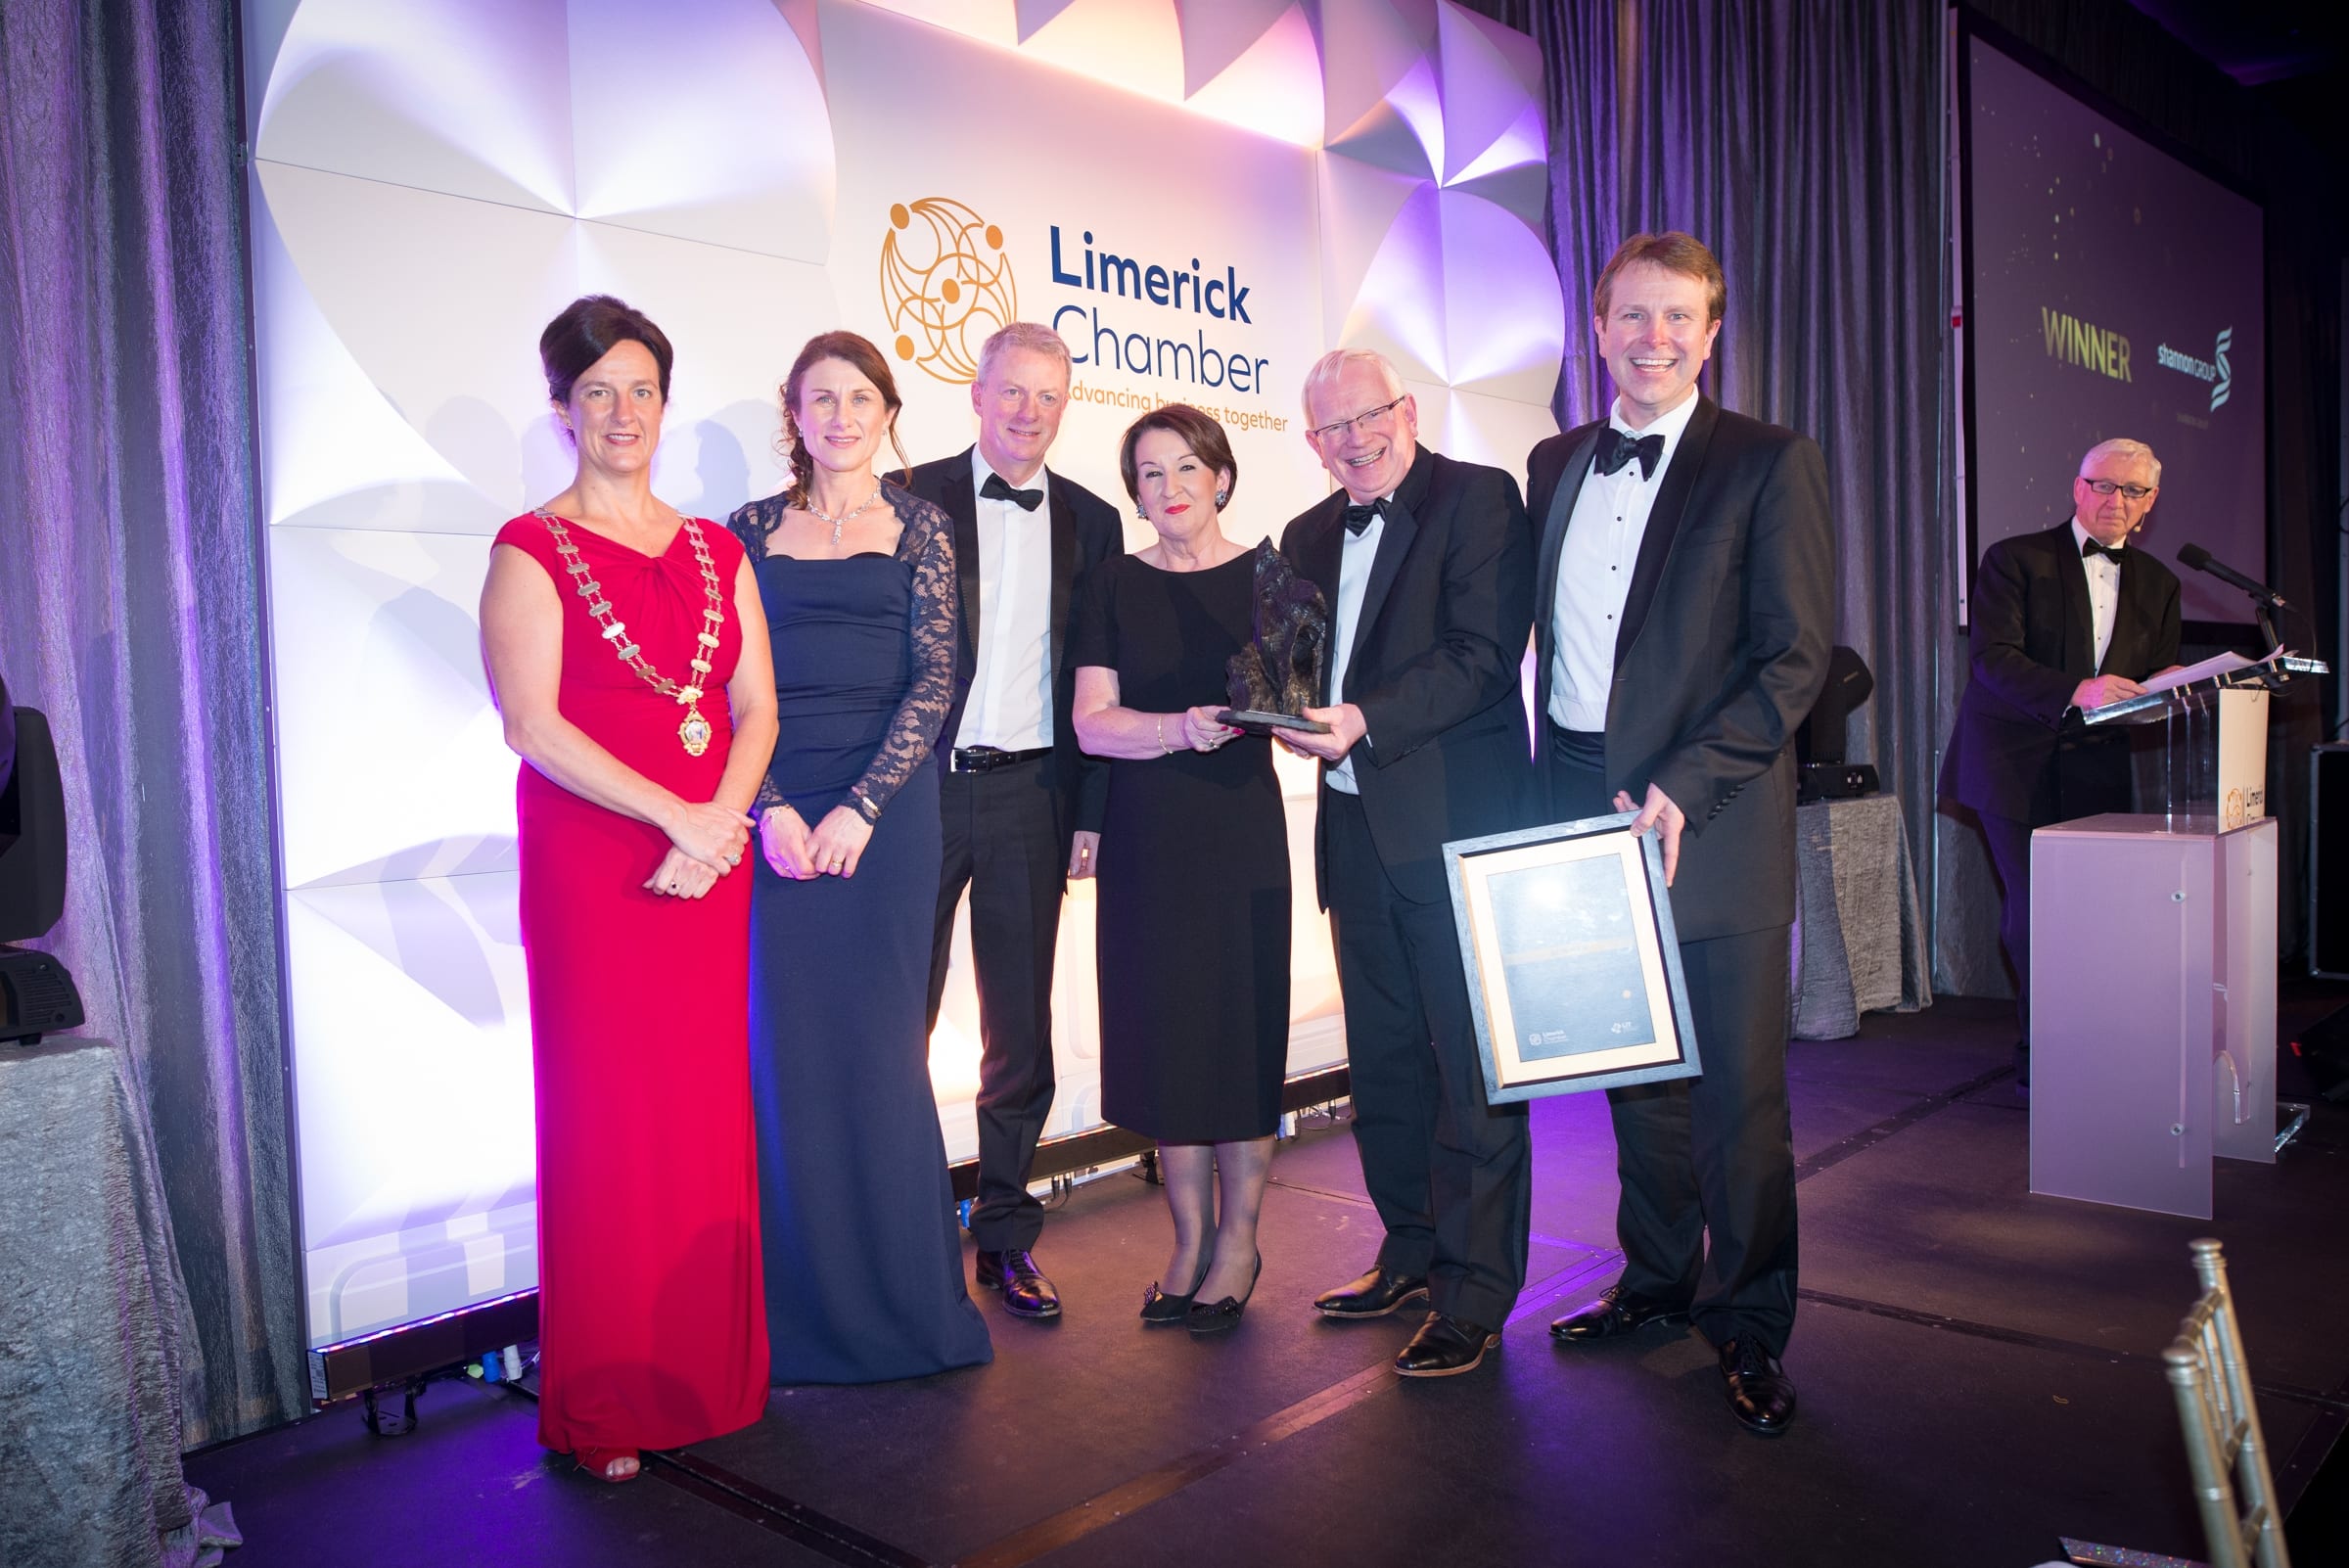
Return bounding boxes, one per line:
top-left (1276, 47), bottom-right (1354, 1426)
top-left (480, 296), bottom-right (776, 1481)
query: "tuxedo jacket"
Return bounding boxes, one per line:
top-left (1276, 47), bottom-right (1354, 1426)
top-left (1279, 445), bottom-right (1536, 908)
top-left (1939, 522), bottom-right (2182, 825)
top-left (1527, 398), bottom-right (1837, 945)
top-left (899, 447), bottom-right (1125, 849)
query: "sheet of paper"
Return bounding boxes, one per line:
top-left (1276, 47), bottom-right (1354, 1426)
top-left (2138, 646), bottom-right (2280, 695)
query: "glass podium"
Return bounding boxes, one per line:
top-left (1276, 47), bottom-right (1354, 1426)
top-left (2026, 653), bottom-right (2326, 1219)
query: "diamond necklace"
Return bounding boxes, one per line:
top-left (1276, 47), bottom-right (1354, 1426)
top-left (803, 483), bottom-right (886, 548)
top-left (535, 509), bottom-right (726, 757)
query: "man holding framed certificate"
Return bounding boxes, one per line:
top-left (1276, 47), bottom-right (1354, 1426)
top-left (1526, 233), bottom-right (1835, 1436)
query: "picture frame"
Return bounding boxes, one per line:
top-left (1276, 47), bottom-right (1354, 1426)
top-left (1444, 811), bottom-right (1701, 1103)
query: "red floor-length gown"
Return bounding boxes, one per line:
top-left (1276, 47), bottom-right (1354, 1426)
top-left (496, 512), bottom-right (769, 1453)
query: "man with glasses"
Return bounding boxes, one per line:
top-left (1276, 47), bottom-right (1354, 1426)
top-left (1276, 347), bottom-right (1536, 1378)
top-left (1941, 437), bottom-right (2181, 1099)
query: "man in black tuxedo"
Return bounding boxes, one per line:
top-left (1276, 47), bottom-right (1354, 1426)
top-left (904, 322), bottom-right (1124, 1319)
top-left (1939, 438), bottom-right (2182, 1088)
top-left (1278, 347), bottom-right (1536, 1378)
top-left (1530, 233), bottom-right (1834, 1437)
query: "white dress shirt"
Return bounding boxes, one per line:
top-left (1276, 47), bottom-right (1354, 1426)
top-left (953, 451), bottom-right (1055, 752)
top-left (1546, 392), bottom-right (1702, 732)
top-left (2070, 518), bottom-right (2122, 671)
top-left (1323, 499), bottom-right (1387, 795)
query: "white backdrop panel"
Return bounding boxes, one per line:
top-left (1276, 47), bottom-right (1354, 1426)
top-left (268, 528), bottom-right (515, 889)
top-left (284, 873), bottom-right (536, 1339)
top-left (255, 0), bottom-right (576, 212)
top-left (249, 0), bottom-right (1557, 1348)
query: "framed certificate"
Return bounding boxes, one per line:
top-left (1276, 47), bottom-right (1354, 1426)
top-left (1444, 811), bottom-right (1700, 1102)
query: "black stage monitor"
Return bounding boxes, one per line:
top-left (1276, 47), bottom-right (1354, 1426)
top-left (1796, 646), bottom-right (1879, 803)
top-left (0, 703), bottom-right (86, 1043)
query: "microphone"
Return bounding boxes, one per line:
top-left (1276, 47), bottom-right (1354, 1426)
top-left (2176, 543), bottom-right (2287, 609)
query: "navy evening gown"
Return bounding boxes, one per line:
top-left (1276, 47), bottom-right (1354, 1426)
top-left (728, 484), bottom-right (991, 1384)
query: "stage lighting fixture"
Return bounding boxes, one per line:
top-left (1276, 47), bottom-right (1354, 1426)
top-left (0, 703), bottom-right (86, 1044)
top-left (1796, 646), bottom-right (1880, 803)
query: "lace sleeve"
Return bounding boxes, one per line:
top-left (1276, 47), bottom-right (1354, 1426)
top-left (843, 485), bottom-right (957, 821)
top-left (725, 496), bottom-right (789, 816)
top-left (725, 494), bottom-right (782, 563)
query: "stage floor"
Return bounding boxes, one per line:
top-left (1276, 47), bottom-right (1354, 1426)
top-left (187, 988), bottom-right (2349, 1567)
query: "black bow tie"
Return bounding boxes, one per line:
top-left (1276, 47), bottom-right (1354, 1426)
top-left (1594, 427), bottom-right (1665, 480)
top-left (982, 473), bottom-right (1043, 512)
top-left (2081, 537), bottom-right (2126, 565)
top-left (1341, 499), bottom-right (1384, 537)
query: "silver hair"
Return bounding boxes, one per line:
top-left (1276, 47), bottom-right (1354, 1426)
top-left (976, 321), bottom-right (1073, 387)
top-left (2080, 437), bottom-right (2161, 485)
top-left (1300, 347), bottom-right (1403, 422)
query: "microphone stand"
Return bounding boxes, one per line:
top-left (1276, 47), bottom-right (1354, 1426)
top-left (2254, 598), bottom-right (2281, 657)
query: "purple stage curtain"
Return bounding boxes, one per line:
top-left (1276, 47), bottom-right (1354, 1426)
top-left (1460, 0), bottom-right (1984, 988)
top-left (0, 0), bottom-right (304, 1444)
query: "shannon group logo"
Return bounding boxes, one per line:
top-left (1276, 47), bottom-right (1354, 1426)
top-left (2153, 326), bottom-right (2234, 414)
top-left (880, 198), bottom-right (1016, 386)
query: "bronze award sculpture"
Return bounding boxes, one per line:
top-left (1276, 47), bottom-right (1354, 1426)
top-left (1217, 539), bottom-right (1332, 734)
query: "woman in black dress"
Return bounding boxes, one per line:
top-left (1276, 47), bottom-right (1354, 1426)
top-left (1069, 403), bottom-right (1292, 1333)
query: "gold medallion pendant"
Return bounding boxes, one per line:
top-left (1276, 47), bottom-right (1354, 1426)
top-left (534, 508), bottom-right (730, 760)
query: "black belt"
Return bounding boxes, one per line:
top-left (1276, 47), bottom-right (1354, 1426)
top-left (1546, 722), bottom-right (1607, 771)
top-left (948, 745), bottom-right (1052, 774)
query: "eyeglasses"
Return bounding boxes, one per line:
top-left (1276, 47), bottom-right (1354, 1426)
top-left (1308, 394), bottom-right (1407, 443)
top-left (2081, 479), bottom-right (2154, 500)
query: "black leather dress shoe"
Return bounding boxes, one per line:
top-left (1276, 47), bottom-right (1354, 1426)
top-left (1313, 1266), bottom-right (1430, 1319)
top-left (975, 1249), bottom-right (1061, 1319)
top-left (1719, 1336), bottom-right (1797, 1436)
top-left (1549, 1282), bottom-right (1690, 1343)
top-left (1392, 1313), bottom-right (1500, 1377)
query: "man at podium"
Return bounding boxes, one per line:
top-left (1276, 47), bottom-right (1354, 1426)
top-left (1940, 438), bottom-right (2182, 1094)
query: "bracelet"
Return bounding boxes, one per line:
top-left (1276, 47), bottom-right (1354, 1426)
top-left (852, 790), bottom-right (881, 824)
top-left (1157, 715), bottom-right (1173, 755)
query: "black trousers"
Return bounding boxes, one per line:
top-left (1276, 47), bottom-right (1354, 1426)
top-left (1548, 724), bottom-right (1799, 1356)
top-left (926, 756), bottom-right (1064, 1253)
top-left (1976, 811), bottom-right (2035, 1043)
top-left (1324, 787), bottom-right (1531, 1328)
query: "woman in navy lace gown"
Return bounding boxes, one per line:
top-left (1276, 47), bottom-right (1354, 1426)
top-left (727, 333), bottom-right (990, 1382)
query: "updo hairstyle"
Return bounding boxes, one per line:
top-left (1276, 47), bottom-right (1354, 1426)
top-left (539, 295), bottom-right (674, 408)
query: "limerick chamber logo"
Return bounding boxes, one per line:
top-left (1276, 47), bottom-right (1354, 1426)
top-left (880, 198), bottom-right (1016, 386)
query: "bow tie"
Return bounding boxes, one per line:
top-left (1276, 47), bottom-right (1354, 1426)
top-left (982, 473), bottom-right (1043, 512)
top-left (1341, 499), bottom-right (1385, 537)
top-left (1594, 427), bottom-right (1665, 480)
top-left (2081, 537), bottom-right (2126, 565)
